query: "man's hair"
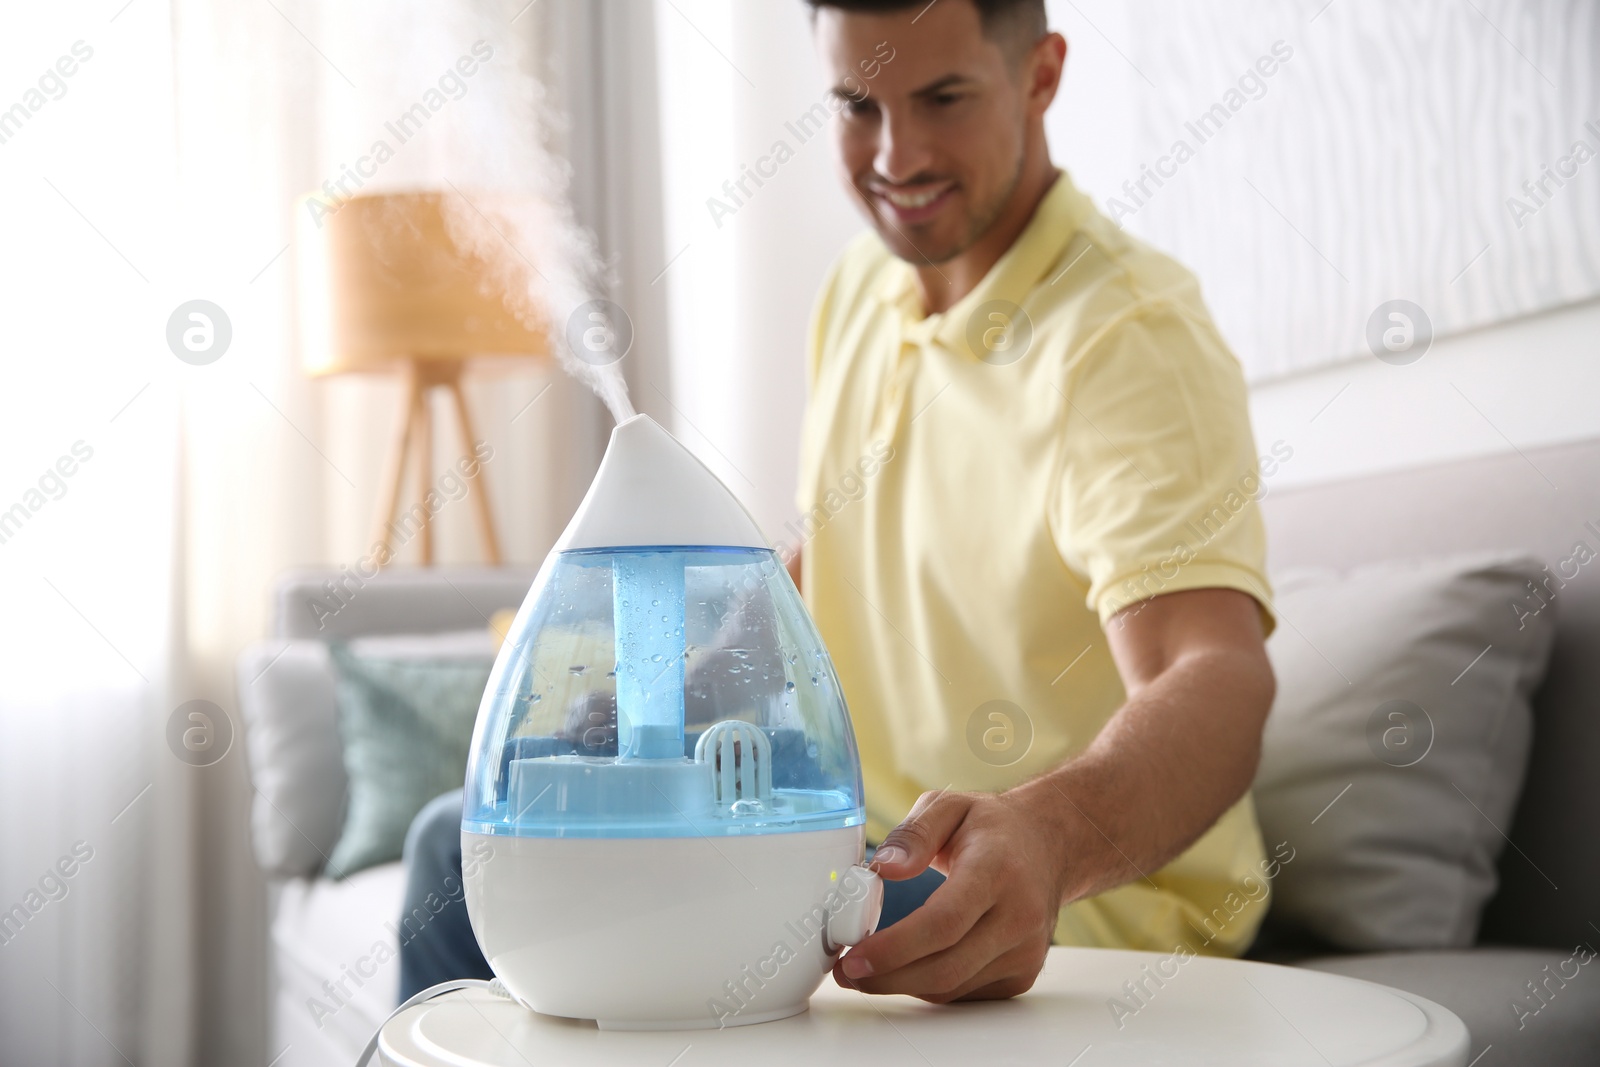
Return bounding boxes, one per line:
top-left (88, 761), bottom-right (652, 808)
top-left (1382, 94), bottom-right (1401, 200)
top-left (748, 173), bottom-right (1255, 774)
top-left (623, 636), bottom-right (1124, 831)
top-left (804, 0), bottom-right (1047, 60)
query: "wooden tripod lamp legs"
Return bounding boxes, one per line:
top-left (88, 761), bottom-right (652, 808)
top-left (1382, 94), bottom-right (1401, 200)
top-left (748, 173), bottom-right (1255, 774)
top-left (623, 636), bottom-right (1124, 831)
top-left (371, 362), bottom-right (421, 563)
top-left (369, 359), bottom-right (503, 567)
top-left (414, 373), bottom-right (435, 564)
top-left (447, 378), bottom-right (503, 564)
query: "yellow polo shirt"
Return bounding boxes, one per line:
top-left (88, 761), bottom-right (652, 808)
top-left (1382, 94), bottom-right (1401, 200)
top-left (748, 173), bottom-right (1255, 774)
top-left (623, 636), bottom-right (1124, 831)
top-left (795, 170), bottom-right (1276, 957)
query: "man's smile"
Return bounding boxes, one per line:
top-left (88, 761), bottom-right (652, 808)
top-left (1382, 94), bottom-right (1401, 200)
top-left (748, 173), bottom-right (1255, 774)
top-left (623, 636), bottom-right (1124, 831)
top-left (869, 179), bottom-right (958, 224)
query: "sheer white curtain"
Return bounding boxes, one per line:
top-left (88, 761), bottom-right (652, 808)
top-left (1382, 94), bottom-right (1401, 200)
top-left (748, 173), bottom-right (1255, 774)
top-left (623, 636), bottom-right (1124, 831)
top-left (0, 1), bottom-right (604, 1063)
top-left (0, 5), bottom-right (186, 1064)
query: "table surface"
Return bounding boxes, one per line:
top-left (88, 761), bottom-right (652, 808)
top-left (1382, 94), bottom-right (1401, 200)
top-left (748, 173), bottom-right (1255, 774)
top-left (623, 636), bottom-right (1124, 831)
top-left (378, 946), bottom-right (1469, 1067)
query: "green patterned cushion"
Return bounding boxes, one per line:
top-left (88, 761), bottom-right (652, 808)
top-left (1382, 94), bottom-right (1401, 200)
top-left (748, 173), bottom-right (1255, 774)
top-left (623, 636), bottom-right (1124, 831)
top-left (325, 641), bottom-right (492, 878)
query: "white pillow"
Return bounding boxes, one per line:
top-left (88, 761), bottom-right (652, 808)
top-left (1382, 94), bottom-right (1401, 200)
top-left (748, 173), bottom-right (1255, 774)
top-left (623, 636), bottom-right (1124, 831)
top-left (238, 640), bottom-right (344, 879)
top-left (1253, 554), bottom-right (1556, 950)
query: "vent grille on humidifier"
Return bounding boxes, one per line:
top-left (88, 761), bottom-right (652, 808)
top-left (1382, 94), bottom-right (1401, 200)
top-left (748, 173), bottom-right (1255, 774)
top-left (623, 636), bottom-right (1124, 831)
top-left (695, 721), bottom-right (773, 807)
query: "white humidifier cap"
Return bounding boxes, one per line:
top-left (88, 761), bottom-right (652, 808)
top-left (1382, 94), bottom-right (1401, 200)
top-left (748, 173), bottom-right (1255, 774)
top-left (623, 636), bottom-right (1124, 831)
top-left (554, 414), bottom-right (769, 551)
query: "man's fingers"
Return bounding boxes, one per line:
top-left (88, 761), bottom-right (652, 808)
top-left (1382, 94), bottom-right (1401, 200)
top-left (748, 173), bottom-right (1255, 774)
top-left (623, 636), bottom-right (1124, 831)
top-left (871, 789), bottom-right (971, 878)
top-left (933, 941), bottom-right (1049, 1004)
top-left (837, 862), bottom-right (991, 981)
top-left (837, 904), bottom-right (1012, 997)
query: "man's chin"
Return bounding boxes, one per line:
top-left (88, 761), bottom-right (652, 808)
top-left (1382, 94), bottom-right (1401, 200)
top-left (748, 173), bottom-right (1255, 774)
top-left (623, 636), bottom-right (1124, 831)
top-left (874, 223), bottom-right (963, 267)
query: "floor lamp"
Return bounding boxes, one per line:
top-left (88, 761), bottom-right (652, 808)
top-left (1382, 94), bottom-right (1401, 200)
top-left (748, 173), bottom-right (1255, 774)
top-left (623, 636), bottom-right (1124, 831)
top-left (296, 191), bottom-right (549, 566)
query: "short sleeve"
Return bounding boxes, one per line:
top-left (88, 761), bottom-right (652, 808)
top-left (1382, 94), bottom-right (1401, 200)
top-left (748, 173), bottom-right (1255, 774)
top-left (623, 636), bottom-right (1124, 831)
top-left (1050, 305), bottom-right (1277, 635)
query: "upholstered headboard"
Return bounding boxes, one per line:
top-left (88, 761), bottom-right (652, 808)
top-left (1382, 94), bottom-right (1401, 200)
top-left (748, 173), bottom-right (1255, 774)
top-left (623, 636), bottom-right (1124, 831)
top-left (1261, 439), bottom-right (1600, 949)
top-left (271, 566), bottom-right (539, 640)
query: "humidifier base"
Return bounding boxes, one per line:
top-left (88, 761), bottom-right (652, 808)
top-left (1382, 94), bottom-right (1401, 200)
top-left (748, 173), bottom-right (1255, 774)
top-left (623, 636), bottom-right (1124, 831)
top-left (462, 825), bottom-right (869, 1031)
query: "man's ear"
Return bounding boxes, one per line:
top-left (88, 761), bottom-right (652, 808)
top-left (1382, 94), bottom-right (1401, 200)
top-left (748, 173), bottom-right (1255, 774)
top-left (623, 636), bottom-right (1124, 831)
top-left (1026, 33), bottom-right (1067, 117)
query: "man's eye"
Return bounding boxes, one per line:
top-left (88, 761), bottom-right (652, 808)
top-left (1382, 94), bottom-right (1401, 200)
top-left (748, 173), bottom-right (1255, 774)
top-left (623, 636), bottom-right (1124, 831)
top-left (931, 93), bottom-right (961, 106)
top-left (844, 97), bottom-right (875, 116)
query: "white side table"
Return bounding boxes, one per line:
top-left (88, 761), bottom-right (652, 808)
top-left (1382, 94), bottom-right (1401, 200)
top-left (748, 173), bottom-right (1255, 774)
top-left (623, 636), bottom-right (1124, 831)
top-left (378, 946), bottom-right (1469, 1066)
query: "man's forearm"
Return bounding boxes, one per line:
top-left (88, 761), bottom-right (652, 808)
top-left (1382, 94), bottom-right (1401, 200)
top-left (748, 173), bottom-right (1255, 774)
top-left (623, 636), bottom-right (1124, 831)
top-left (831, 589), bottom-right (1271, 1000)
top-left (1010, 642), bottom-right (1274, 906)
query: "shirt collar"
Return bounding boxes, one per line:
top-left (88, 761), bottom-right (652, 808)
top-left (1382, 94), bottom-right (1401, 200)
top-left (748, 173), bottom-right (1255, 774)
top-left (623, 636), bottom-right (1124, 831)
top-left (874, 169), bottom-right (1094, 357)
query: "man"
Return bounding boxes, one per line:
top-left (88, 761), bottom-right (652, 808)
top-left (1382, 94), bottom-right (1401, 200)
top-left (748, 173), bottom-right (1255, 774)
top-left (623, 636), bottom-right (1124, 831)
top-left (792, 0), bottom-right (1277, 1002)
top-left (399, 0), bottom-right (1277, 1005)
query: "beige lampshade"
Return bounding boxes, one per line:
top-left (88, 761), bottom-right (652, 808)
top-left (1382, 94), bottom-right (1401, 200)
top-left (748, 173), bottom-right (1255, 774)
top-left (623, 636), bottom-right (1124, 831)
top-left (296, 190), bottom-right (550, 376)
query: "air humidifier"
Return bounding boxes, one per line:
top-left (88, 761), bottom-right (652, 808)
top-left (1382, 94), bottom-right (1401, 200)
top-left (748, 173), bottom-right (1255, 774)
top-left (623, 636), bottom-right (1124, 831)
top-left (461, 414), bottom-right (882, 1030)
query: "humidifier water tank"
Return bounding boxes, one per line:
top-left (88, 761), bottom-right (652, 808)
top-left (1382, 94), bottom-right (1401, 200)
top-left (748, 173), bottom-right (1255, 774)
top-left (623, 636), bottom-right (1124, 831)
top-left (461, 415), bottom-right (880, 1030)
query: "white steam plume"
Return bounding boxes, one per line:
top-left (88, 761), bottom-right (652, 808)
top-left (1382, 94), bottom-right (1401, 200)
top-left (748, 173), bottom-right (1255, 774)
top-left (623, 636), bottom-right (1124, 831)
top-left (316, 0), bottom-right (634, 423)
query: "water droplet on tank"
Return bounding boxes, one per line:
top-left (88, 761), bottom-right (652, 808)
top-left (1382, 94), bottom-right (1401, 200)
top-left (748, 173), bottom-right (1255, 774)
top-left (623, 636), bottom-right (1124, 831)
top-left (730, 798), bottom-right (767, 817)
top-left (784, 681), bottom-right (796, 693)
top-left (810, 674), bottom-right (820, 685)
top-left (569, 665), bottom-right (586, 675)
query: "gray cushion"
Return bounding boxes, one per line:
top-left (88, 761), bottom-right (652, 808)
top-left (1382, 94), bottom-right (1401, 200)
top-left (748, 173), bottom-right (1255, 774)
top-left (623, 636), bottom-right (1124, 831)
top-left (1299, 948), bottom-right (1600, 1066)
top-left (239, 640), bottom-right (347, 879)
top-left (1260, 438), bottom-right (1600, 949)
top-left (324, 632), bottom-right (495, 878)
top-left (1254, 554), bottom-right (1556, 950)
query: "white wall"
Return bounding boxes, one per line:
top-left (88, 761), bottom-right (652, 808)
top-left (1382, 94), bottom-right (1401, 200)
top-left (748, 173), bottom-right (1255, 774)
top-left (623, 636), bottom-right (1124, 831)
top-left (649, 0), bottom-right (1600, 539)
top-left (653, 0), bottom-right (863, 537)
top-left (1249, 296), bottom-right (1600, 490)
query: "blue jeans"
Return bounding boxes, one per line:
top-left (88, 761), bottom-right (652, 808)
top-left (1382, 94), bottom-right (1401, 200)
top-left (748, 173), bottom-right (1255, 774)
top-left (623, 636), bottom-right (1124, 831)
top-left (397, 788), bottom-right (945, 1000)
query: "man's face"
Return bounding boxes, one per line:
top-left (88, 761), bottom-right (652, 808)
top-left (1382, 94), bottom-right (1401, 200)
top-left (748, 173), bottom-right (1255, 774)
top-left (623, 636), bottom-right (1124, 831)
top-left (815, 1), bottom-right (1033, 266)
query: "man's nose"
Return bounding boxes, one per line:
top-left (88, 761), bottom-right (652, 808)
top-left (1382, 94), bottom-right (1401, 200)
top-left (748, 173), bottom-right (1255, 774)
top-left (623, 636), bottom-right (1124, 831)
top-left (874, 111), bottom-right (935, 184)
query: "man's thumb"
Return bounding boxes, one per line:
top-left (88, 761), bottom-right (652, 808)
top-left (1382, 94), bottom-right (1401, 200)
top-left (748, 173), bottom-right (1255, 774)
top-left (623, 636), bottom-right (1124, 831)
top-left (871, 790), bottom-right (968, 879)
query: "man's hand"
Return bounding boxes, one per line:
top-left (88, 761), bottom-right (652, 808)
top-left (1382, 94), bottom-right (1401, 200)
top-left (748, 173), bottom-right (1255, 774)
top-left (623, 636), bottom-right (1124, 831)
top-left (835, 587), bottom-right (1274, 1003)
top-left (833, 788), bottom-right (1070, 1002)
